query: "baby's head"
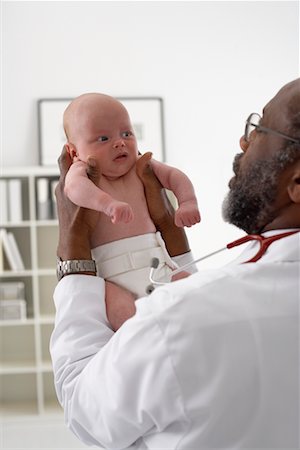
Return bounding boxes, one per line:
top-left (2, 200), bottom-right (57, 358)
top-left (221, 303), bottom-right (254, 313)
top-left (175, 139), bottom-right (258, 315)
top-left (63, 93), bottom-right (139, 177)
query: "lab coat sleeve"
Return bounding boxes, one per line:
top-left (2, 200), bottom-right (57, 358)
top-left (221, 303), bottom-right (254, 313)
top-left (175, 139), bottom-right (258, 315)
top-left (50, 275), bottom-right (188, 449)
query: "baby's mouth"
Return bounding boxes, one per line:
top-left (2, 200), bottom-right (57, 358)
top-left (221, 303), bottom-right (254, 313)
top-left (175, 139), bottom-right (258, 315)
top-left (114, 152), bottom-right (128, 161)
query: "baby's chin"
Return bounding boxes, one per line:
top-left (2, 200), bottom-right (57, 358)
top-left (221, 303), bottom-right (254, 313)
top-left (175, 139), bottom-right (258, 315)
top-left (103, 163), bottom-right (137, 180)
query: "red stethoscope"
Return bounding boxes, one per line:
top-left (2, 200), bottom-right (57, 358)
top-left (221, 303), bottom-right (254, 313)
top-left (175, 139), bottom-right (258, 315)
top-left (147, 229), bottom-right (299, 292)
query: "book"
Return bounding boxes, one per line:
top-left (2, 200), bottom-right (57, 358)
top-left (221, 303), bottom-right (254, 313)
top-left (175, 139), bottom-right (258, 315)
top-left (0, 228), bottom-right (18, 270)
top-left (0, 179), bottom-right (8, 224)
top-left (8, 179), bottom-right (23, 222)
top-left (0, 230), bottom-right (3, 271)
top-left (7, 232), bottom-right (25, 270)
top-left (50, 179), bottom-right (59, 219)
top-left (36, 178), bottom-right (51, 220)
top-left (0, 228), bottom-right (25, 271)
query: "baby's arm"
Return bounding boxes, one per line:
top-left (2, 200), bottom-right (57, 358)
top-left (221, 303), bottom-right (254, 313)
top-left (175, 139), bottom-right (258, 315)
top-left (65, 160), bottom-right (133, 224)
top-left (150, 158), bottom-right (200, 228)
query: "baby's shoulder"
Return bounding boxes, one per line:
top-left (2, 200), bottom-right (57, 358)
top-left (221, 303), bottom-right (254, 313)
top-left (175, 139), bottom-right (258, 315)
top-left (68, 159), bottom-right (88, 175)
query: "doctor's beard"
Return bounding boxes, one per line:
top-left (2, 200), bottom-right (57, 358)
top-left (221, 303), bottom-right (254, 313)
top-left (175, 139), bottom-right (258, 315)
top-left (222, 153), bottom-right (279, 235)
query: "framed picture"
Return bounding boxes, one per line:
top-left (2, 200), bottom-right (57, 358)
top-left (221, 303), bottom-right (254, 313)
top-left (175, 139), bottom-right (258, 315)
top-left (38, 97), bottom-right (165, 166)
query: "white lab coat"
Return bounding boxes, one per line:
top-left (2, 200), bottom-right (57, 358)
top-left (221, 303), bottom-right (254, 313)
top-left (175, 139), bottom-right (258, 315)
top-left (50, 229), bottom-right (300, 449)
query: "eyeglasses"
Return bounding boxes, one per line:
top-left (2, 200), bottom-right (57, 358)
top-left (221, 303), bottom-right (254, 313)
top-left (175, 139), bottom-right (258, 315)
top-left (245, 113), bottom-right (300, 144)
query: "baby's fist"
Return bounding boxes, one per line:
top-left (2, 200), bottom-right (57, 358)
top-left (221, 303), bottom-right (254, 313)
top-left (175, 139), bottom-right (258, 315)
top-left (175, 201), bottom-right (201, 228)
top-left (109, 201), bottom-right (134, 224)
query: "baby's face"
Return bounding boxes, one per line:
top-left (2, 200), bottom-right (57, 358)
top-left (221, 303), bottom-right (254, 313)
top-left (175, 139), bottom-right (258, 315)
top-left (70, 96), bottom-right (138, 180)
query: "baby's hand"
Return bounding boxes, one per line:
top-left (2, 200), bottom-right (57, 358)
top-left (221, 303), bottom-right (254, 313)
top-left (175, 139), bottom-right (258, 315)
top-left (106, 201), bottom-right (134, 224)
top-left (175, 201), bottom-right (201, 228)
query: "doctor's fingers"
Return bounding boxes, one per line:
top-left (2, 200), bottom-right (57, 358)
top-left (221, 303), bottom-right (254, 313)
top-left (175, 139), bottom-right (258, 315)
top-left (57, 146), bottom-right (72, 181)
top-left (86, 156), bottom-right (101, 187)
top-left (55, 146), bottom-right (74, 209)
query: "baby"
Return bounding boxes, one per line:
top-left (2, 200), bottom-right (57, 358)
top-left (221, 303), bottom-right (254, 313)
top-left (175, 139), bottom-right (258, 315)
top-left (64, 93), bottom-right (200, 297)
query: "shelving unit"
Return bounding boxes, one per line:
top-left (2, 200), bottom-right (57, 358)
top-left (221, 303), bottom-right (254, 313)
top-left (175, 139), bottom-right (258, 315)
top-left (0, 166), bottom-right (61, 418)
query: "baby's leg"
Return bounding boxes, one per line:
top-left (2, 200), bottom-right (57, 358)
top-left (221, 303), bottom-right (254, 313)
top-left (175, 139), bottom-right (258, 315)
top-left (105, 281), bottom-right (137, 331)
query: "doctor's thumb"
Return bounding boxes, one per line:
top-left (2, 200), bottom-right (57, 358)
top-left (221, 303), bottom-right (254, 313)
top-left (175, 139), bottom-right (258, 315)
top-left (86, 156), bottom-right (101, 187)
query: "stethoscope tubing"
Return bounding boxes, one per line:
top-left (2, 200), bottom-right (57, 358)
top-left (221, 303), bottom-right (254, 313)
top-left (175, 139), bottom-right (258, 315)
top-left (148, 229), bottom-right (300, 290)
top-left (148, 246), bottom-right (227, 288)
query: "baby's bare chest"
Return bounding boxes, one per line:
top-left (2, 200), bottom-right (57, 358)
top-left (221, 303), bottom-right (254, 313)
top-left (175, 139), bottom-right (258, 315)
top-left (99, 173), bottom-right (146, 208)
top-left (92, 175), bottom-right (156, 247)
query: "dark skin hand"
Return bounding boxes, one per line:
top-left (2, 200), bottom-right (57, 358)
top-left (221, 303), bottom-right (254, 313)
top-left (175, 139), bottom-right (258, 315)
top-left (56, 147), bottom-right (191, 330)
top-left (136, 152), bottom-right (190, 257)
top-left (56, 148), bottom-right (99, 261)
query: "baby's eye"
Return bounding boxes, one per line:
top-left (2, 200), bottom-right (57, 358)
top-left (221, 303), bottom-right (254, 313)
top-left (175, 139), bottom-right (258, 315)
top-left (122, 131), bottom-right (134, 138)
top-left (97, 136), bottom-right (108, 142)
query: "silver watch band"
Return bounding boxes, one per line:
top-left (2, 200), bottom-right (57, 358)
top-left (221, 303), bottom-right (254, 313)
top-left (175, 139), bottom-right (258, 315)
top-left (57, 258), bottom-right (97, 281)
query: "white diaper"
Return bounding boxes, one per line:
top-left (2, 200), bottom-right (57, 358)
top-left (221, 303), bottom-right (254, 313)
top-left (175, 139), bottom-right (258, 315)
top-left (92, 232), bottom-right (177, 298)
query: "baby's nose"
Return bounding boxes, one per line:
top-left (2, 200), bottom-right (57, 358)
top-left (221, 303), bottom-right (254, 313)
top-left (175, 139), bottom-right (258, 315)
top-left (113, 138), bottom-right (125, 148)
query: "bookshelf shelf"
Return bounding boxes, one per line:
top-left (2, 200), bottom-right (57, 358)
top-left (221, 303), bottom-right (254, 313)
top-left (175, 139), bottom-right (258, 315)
top-left (0, 221), bottom-right (32, 228)
top-left (38, 315), bottom-right (56, 324)
top-left (0, 361), bottom-right (38, 375)
top-left (0, 166), bottom-right (61, 417)
top-left (0, 318), bottom-right (36, 327)
top-left (1, 270), bottom-right (34, 277)
top-left (36, 220), bottom-right (58, 227)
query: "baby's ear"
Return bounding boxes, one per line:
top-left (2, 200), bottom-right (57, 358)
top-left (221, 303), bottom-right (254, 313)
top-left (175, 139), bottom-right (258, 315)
top-left (65, 143), bottom-right (78, 161)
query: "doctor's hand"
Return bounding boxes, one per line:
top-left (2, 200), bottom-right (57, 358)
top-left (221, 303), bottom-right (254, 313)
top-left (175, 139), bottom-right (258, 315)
top-left (136, 152), bottom-right (190, 257)
top-left (56, 146), bottom-right (100, 261)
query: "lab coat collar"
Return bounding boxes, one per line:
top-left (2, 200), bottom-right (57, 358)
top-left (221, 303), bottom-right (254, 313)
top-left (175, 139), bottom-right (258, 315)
top-left (230, 228), bottom-right (300, 265)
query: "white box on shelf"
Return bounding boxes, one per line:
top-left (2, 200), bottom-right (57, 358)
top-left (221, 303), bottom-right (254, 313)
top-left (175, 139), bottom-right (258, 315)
top-left (0, 281), bottom-right (25, 300)
top-left (0, 299), bottom-right (27, 320)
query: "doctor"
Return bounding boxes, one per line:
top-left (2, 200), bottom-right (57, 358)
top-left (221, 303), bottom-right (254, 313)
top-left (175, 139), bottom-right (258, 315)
top-left (50, 78), bottom-right (300, 449)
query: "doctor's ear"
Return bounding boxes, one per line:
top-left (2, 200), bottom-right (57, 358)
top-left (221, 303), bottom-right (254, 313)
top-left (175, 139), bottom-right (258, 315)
top-left (65, 143), bottom-right (78, 161)
top-left (287, 162), bottom-right (300, 203)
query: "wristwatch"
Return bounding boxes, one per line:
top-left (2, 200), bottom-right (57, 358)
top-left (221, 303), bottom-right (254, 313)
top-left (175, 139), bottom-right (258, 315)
top-left (56, 257), bottom-right (97, 281)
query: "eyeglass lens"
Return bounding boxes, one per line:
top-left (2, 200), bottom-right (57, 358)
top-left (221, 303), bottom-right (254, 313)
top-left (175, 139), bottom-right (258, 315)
top-left (245, 113), bottom-right (261, 142)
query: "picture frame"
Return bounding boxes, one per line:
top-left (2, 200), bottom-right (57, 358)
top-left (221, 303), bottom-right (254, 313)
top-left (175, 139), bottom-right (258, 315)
top-left (37, 97), bottom-right (165, 166)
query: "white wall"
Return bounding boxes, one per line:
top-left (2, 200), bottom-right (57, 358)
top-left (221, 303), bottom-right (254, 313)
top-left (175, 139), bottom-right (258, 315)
top-left (2, 0), bottom-right (299, 267)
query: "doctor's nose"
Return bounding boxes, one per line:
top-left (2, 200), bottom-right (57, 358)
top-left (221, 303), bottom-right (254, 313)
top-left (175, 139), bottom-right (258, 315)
top-left (113, 139), bottom-right (126, 149)
top-left (239, 135), bottom-right (249, 153)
